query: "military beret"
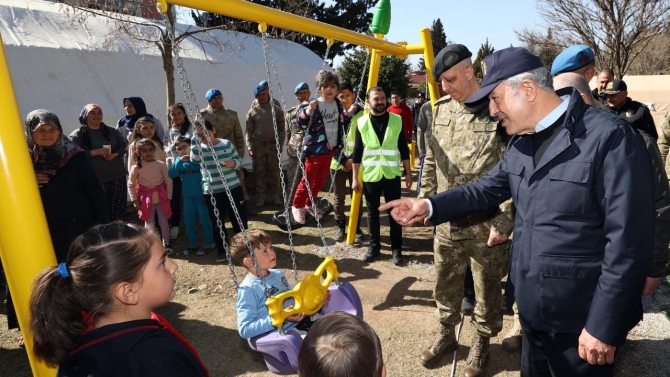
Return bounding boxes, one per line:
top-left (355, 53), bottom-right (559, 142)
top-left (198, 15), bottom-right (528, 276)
top-left (205, 89), bottom-right (222, 102)
top-left (254, 80), bottom-right (269, 97)
top-left (294, 82), bottom-right (309, 94)
top-left (550, 45), bottom-right (595, 75)
top-left (432, 44), bottom-right (472, 81)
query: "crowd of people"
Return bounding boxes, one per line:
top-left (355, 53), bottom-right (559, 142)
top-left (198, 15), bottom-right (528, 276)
top-left (1, 41), bottom-right (668, 377)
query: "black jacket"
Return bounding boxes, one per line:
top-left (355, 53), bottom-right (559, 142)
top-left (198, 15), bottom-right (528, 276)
top-left (428, 89), bottom-right (653, 346)
top-left (58, 318), bottom-right (209, 377)
top-left (39, 152), bottom-right (109, 261)
top-left (608, 97), bottom-right (658, 140)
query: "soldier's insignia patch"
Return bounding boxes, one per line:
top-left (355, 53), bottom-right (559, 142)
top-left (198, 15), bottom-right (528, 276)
top-left (578, 51), bottom-right (590, 65)
top-left (444, 52), bottom-right (459, 67)
top-left (481, 61), bottom-right (487, 76)
top-left (626, 111), bottom-right (633, 117)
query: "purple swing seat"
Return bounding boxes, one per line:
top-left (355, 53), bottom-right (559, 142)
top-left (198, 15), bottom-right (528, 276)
top-left (247, 281), bottom-right (363, 375)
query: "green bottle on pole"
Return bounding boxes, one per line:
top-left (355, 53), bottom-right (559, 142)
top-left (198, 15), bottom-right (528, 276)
top-left (370, 0), bottom-right (391, 35)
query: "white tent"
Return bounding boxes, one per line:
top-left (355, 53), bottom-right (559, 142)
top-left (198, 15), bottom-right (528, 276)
top-left (1, 0), bottom-right (326, 166)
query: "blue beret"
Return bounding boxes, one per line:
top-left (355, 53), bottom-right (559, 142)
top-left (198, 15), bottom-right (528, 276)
top-left (254, 80), bottom-right (269, 97)
top-left (551, 45), bottom-right (594, 75)
top-left (294, 82), bottom-right (309, 94)
top-left (205, 89), bottom-right (222, 102)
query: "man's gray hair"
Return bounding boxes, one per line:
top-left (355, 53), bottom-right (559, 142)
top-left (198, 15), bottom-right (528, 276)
top-left (504, 67), bottom-right (554, 94)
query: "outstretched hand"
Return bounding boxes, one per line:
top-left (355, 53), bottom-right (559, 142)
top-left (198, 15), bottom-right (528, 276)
top-left (378, 198), bottom-right (430, 226)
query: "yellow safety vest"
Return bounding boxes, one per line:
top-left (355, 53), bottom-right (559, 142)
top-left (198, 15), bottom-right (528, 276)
top-left (358, 113), bottom-right (402, 182)
top-left (330, 111), bottom-right (363, 170)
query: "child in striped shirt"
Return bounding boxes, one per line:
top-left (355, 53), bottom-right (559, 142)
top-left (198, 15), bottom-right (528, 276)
top-left (190, 120), bottom-right (248, 262)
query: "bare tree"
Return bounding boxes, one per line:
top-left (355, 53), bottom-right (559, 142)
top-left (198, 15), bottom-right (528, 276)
top-left (61, 0), bottom-right (242, 109)
top-left (627, 32), bottom-right (670, 75)
top-left (516, 0), bottom-right (670, 78)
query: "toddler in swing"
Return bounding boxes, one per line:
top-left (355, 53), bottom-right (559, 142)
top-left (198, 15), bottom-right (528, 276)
top-left (29, 222), bottom-right (209, 376)
top-left (128, 138), bottom-right (173, 254)
top-left (232, 229), bottom-right (312, 339)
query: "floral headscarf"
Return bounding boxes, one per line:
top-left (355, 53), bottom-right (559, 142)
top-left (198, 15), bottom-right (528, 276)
top-left (25, 109), bottom-right (83, 175)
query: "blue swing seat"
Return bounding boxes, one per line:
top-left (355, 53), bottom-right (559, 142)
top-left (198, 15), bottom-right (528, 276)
top-left (247, 281), bottom-right (363, 375)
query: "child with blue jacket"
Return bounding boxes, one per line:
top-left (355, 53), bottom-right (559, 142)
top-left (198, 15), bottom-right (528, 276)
top-left (168, 136), bottom-right (215, 256)
top-left (232, 230), bottom-right (306, 339)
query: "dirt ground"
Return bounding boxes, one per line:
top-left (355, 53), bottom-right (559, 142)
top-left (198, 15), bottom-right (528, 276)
top-left (1, 170), bottom-right (669, 376)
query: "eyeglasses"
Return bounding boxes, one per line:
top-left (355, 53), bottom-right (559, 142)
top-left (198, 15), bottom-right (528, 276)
top-left (176, 145), bottom-right (189, 151)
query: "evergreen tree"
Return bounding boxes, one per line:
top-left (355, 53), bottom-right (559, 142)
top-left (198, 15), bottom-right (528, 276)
top-left (338, 48), bottom-right (411, 100)
top-left (473, 38), bottom-right (495, 80)
top-left (418, 18), bottom-right (449, 71)
top-left (194, 0), bottom-right (377, 58)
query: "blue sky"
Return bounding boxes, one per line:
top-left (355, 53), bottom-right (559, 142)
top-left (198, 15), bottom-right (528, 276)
top-left (373, 0), bottom-right (544, 69)
top-left (179, 0), bottom-right (545, 69)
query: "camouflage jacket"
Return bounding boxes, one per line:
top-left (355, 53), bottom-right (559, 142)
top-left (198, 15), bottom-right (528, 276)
top-left (245, 99), bottom-right (285, 152)
top-left (200, 106), bottom-right (245, 158)
top-left (419, 95), bottom-right (514, 240)
top-left (285, 103), bottom-right (306, 157)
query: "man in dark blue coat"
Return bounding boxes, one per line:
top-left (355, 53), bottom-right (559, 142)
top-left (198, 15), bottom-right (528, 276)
top-left (380, 47), bottom-right (654, 377)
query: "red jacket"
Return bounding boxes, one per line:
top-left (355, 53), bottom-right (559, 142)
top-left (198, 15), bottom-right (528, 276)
top-left (387, 102), bottom-right (414, 141)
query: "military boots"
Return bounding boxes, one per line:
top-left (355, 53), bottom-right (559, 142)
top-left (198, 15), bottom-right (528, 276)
top-left (502, 317), bottom-right (523, 352)
top-left (463, 334), bottom-right (490, 377)
top-left (334, 220), bottom-right (346, 242)
top-left (419, 323), bottom-right (457, 367)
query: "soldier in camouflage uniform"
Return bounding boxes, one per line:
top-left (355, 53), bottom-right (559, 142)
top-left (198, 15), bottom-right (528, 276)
top-left (246, 81), bottom-right (286, 207)
top-left (200, 89), bottom-right (249, 200)
top-left (285, 82), bottom-right (311, 201)
top-left (418, 45), bottom-right (514, 377)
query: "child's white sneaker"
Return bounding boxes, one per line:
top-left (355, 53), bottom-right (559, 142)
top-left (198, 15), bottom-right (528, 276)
top-left (169, 226), bottom-right (179, 239)
top-left (292, 206), bottom-right (306, 224)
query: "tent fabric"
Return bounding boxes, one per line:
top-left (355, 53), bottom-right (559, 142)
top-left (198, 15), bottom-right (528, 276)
top-left (1, 0), bottom-right (326, 167)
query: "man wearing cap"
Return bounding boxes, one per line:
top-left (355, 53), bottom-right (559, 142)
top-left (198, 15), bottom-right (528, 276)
top-left (245, 80), bottom-right (286, 207)
top-left (412, 92), bottom-right (426, 129)
top-left (605, 79), bottom-right (659, 140)
top-left (285, 82), bottom-right (310, 199)
top-left (416, 44), bottom-right (513, 376)
top-left (592, 69), bottom-right (614, 105)
top-left (200, 89), bottom-right (249, 201)
top-left (381, 47), bottom-right (653, 376)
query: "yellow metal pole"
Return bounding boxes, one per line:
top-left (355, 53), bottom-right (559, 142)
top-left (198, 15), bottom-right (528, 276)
top-left (419, 27), bottom-right (440, 108)
top-left (409, 140), bottom-right (416, 168)
top-left (160, 0), bottom-right (413, 57)
top-left (346, 39), bottom-right (383, 245)
top-left (0, 36), bottom-right (58, 376)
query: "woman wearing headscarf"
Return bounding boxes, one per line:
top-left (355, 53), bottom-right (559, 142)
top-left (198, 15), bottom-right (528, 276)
top-left (27, 109), bottom-right (110, 262)
top-left (70, 104), bottom-right (128, 221)
top-left (117, 96), bottom-right (166, 142)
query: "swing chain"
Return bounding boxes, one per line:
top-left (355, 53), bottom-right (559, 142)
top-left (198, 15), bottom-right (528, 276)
top-left (161, 10), bottom-right (266, 292)
top-left (261, 34), bottom-right (299, 282)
